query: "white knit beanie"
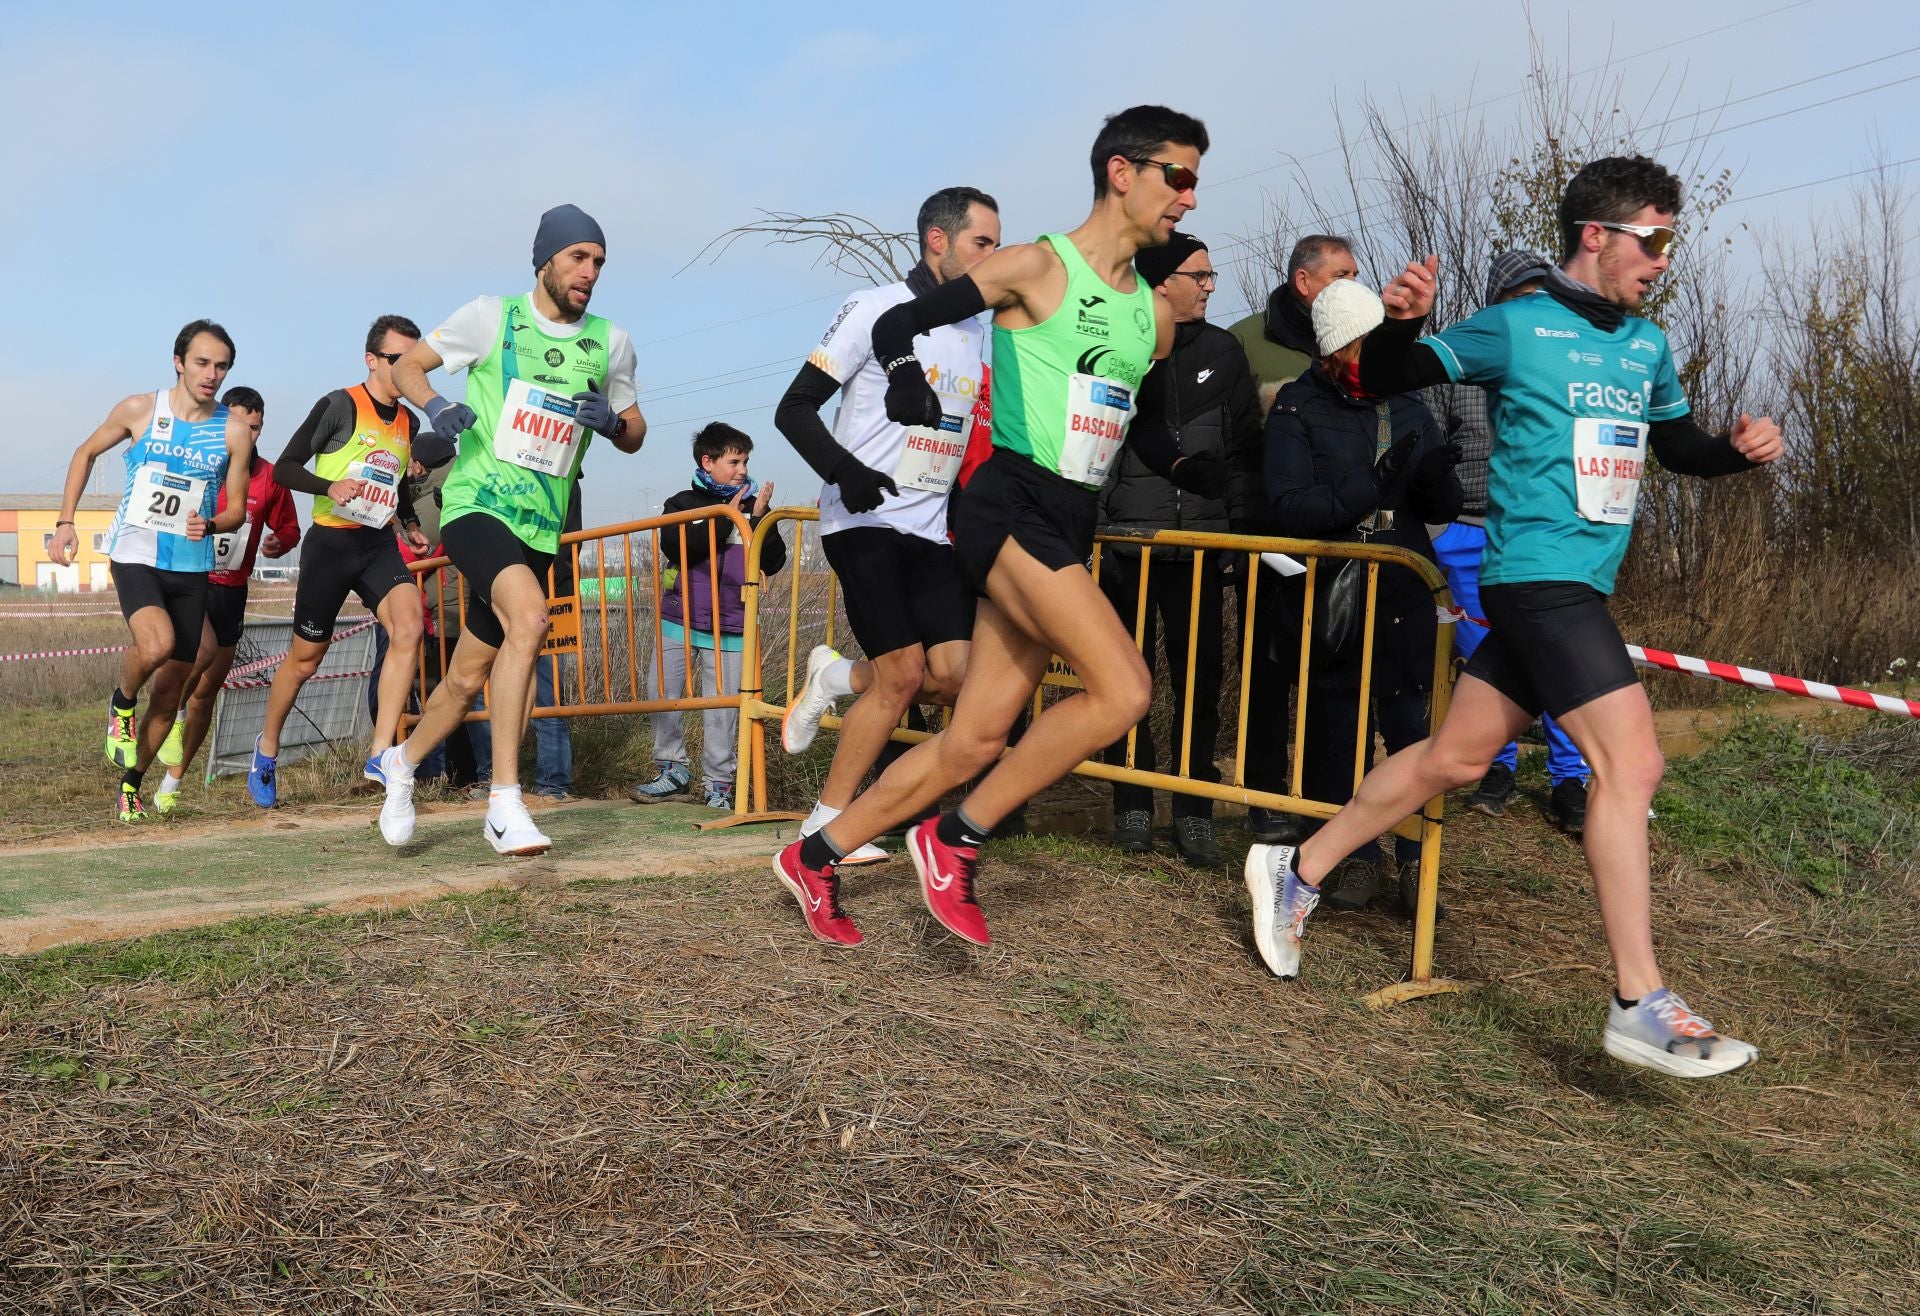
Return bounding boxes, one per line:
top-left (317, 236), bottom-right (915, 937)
top-left (1311, 278), bottom-right (1385, 356)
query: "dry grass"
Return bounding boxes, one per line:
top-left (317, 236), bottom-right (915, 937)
top-left (4, 716), bottom-right (1920, 1313)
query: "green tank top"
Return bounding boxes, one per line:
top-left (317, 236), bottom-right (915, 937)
top-left (439, 295), bottom-right (612, 552)
top-left (990, 233), bottom-right (1158, 490)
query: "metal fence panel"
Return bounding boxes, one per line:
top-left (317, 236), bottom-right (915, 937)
top-left (207, 617), bottom-right (376, 778)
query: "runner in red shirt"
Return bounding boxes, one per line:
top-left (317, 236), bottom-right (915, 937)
top-left (153, 387), bottom-right (300, 811)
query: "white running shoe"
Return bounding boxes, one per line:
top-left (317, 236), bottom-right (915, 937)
top-left (782, 645), bottom-right (843, 753)
top-left (835, 840), bottom-right (890, 867)
top-left (1603, 988), bottom-right (1758, 1078)
top-left (1245, 843), bottom-right (1319, 979)
top-left (377, 746), bottom-right (417, 847)
top-left (485, 795), bottom-right (552, 857)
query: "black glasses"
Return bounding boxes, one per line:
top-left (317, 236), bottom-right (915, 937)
top-left (1129, 157), bottom-right (1199, 192)
top-left (371, 351), bottom-right (404, 364)
top-left (1166, 269), bottom-right (1218, 288)
top-left (1577, 219), bottom-right (1676, 259)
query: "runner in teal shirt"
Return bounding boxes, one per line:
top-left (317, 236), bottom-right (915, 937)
top-left (1245, 155), bottom-right (1787, 1081)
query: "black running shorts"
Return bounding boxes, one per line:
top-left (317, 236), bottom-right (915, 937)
top-left (111, 560), bottom-right (207, 663)
top-left (440, 512), bottom-right (554, 649)
top-left (293, 524), bottom-right (416, 642)
top-left (949, 448), bottom-right (1098, 593)
top-left (821, 525), bottom-right (976, 659)
top-left (1463, 581), bottom-right (1640, 719)
top-left (206, 580), bottom-right (249, 648)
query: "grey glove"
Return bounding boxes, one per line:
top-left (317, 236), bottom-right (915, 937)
top-left (424, 395), bottom-right (477, 439)
top-left (570, 377), bottom-right (621, 438)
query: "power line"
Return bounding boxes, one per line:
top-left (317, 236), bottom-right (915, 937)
top-left (1202, 0), bottom-right (1817, 191)
top-left (1665, 72), bottom-right (1920, 149)
top-left (1724, 157), bottom-right (1920, 207)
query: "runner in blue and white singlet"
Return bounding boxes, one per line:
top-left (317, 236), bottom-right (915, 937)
top-left (51, 319), bottom-right (254, 823)
top-left (105, 385), bottom-right (233, 572)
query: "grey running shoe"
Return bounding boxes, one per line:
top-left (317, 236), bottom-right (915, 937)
top-left (1245, 843), bottom-right (1319, 979)
top-left (1468, 762), bottom-right (1516, 817)
top-left (1112, 808), bottom-right (1153, 854)
top-left (1322, 857), bottom-right (1382, 912)
top-left (1172, 815), bottom-right (1224, 867)
top-left (1394, 857), bottom-right (1447, 921)
top-left (1603, 988), bottom-right (1757, 1078)
top-left (628, 763), bottom-right (692, 803)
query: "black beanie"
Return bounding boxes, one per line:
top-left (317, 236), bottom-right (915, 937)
top-left (1134, 230), bottom-right (1207, 288)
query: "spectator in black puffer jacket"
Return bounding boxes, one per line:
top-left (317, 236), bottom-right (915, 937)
top-left (1265, 278), bottom-right (1462, 915)
top-left (1097, 231), bottom-right (1263, 868)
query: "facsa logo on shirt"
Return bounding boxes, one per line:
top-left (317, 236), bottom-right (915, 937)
top-left (1535, 326), bottom-right (1580, 339)
top-left (1566, 380), bottom-right (1651, 416)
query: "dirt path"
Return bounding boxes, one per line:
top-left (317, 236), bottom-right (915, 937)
top-left (0, 799), bottom-right (791, 955)
top-left (2, 697), bottom-right (1868, 958)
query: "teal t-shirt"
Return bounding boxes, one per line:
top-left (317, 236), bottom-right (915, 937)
top-left (1422, 291), bottom-right (1689, 594)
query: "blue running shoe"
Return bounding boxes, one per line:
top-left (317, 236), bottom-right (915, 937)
top-left (1244, 843), bottom-right (1320, 979)
top-left (364, 754), bottom-right (386, 785)
top-left (247, 735), bottom-right (278, 808)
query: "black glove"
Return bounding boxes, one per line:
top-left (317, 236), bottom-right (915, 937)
top-left (831, 454), bottom-right (899, 514)
top-left (1408, 441), bottom-right (1463, 496)
top-left (1369, 431), bottom-right (1420, 497)
top-left (1169, 449), bottom-right (1226, 499)
top-left (881, 354), bottom-right (942, 428)
top-left (570, 377), bottom-right (621, 437)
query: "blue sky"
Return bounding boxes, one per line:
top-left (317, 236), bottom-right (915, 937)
top-left (4, 0), bottom-right (1914, 525)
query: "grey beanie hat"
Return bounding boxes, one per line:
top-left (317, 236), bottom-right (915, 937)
top-left (533, 204), bottom-right (606, 269)
top-left (1485, 248), bottom-right (1554, 306)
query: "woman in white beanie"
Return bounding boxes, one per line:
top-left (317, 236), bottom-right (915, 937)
top-left (1259, 279), bottom-right (1463, 914)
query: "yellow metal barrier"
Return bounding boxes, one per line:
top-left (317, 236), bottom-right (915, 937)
top-left (738, 507), bottom-right (1462, 1006)
top-left (407, 503), bottom-right (786, 827)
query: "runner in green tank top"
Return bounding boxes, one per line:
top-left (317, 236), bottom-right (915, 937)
top-left (772, 106), bottom-right (1226, 950)
top-left (378, 205), bottom-right (648, 860)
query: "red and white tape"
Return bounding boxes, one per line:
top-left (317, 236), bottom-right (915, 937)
top-left (1436, 603), bottom-right (1919, 721)
top-left (221, 667), bottom-right (373, 691)
top-left (224, 616), bottom-right (377, 680)
top-left (0, 643), bottom-right (127, 663)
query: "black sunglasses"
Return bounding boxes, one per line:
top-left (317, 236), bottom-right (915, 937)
top-left (1129, 157), bottom-right (1199, 192)
top-left (371, 351), bottom-right (404, 364)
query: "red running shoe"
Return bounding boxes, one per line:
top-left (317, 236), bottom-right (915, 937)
top-left (772, 841), bottom-right (863, 946)
top-left (906, 821), bottom-right (990, 946)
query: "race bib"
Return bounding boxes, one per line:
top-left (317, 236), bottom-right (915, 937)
top-left (1057, 373), bottom-right (1133, 485)
top-left (333, 455), bottom-right (402, 529)
top-left (493, 376), bottom-right (583, 476)
top-left (893, 403), bottom-right (968, 494)
top-left (130, 464), bottom-right (206, 537)
top-left (1572, 417), bottom-right (1646, 525)
top-left (213, 521), bottom-right (254, 571)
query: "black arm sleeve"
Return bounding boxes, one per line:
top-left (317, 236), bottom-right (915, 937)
top-left (1356, 315), bottom-right (1449, 397)
top-left (273, 394), bottom-right (350, 497)
top-left (870, 275), bottom-right (989, 371)
top-left (772, 362), bottom-right (850, 482)
top-left (1648, 415), bottom-right (1758, 477)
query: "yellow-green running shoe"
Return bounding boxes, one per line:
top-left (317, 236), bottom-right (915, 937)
top-left (154, 778), bottom-right (182, 815)
top-left (117, 783), bottom-right (148, 823)
top-left (105, 697), bottom-right (138, 769)
top-left (157, 716), bottom-right (185, 769)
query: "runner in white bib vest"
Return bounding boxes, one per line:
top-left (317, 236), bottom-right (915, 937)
top-left (766, 187), bottom-right (1000, 889)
